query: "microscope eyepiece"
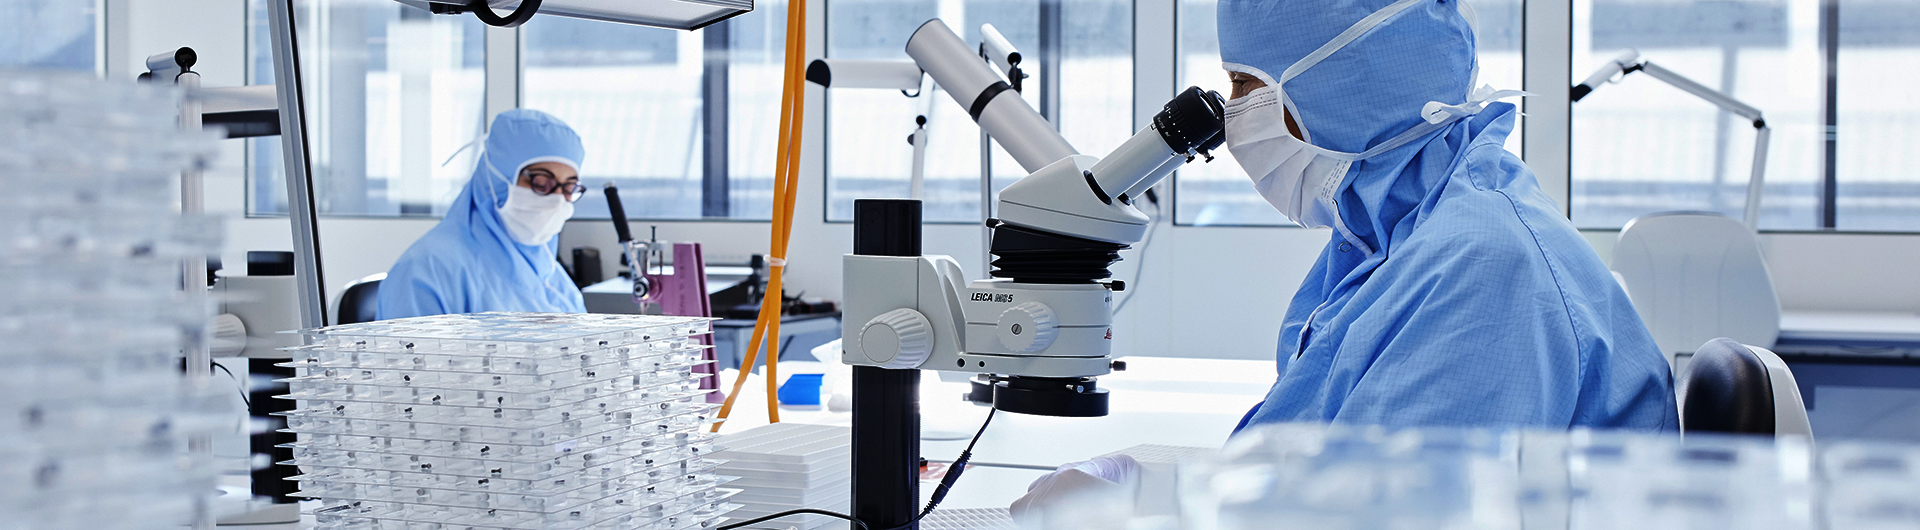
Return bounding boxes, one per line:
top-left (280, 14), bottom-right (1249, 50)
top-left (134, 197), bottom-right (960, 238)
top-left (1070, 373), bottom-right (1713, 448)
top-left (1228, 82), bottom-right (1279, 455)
top-left (1152, 86), bottom-right (1228, 157)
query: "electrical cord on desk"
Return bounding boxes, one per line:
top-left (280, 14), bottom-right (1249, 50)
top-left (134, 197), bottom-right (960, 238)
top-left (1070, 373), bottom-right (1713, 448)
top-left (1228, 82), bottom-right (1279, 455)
top-left (888, 408), bottom-right (996, 530)
top-left (716, 508), bottom-right (869, 530)
top-left (714, 409), bottom-right (999, 530)
top-left (211, 361), bottom-right (250, 407)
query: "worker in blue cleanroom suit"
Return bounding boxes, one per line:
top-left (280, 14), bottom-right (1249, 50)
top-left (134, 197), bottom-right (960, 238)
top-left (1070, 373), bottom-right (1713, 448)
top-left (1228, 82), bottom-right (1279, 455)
top-left (1220, 0), bottom-right (1676, 431)
top-left (377, 109), bottom-right (588, 320)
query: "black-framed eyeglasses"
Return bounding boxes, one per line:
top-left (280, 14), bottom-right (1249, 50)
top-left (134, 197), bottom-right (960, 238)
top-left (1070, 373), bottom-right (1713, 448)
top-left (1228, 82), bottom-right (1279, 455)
top-left (523, 168), bottom-right (585, 202)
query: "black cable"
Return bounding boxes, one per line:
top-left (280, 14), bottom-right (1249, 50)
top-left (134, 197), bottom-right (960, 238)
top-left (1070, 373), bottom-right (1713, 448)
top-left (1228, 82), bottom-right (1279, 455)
top-left (716, 508), bottom-right (869, 530)
top-left (714, 409), bottom-right (999, 530)
top-left (211, 361), bottom-right (250, 407)
top-left (881, 408), bottom-right (997, 530)
top-left (465, 0), bottom-right (542, 27)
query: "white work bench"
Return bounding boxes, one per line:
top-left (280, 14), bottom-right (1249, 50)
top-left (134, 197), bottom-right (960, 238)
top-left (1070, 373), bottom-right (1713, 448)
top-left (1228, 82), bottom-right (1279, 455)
top-left (227, 357), bottom-right (1274, 529)
top-left (712, 356), bottom-right (1274, 513)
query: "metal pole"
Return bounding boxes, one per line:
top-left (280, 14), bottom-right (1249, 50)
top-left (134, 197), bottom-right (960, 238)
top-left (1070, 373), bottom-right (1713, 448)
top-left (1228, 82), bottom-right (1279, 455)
top-left (1709, 46), bottom-right (1738, 214)
top-left (1037, 0), bottom-right (1062, 126)
top-left (910, 117), bottom-right (928, 199)
top-left (1818, 0), bottom-right (1840, 229)
top-left (177, 69), bottom-right (214, 530)
top-left (1745, 125), bottom-right (1771, 231)
top-left (850, 199), bottom-right (923, 530)
top-left (980, 129), bottom-right (992, 279)
top-left (702, 19), bottom-right (732, 218)
top-left (266, 0), bottom-right (329, 329)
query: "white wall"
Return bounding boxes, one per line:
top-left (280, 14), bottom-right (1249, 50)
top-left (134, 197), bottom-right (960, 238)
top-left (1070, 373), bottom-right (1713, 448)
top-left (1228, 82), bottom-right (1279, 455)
top-left (126, 0), bottom-right (1920, 358)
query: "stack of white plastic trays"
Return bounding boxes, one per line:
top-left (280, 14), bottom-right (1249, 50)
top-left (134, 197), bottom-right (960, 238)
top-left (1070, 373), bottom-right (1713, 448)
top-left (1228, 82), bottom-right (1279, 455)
top-left (0, 71), bottom-right (226, 530)
top-left (276, 312), bottom-right (740, 530)
top-left (712, 423), bottom-right (851, 529)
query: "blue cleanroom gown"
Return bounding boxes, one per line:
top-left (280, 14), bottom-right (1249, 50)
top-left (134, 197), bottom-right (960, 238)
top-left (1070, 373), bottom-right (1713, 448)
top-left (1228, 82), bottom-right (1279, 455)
top-left (376, 109), bottom-right (587, 320)
top-left (1220, 0), bottom-right (1678, 431)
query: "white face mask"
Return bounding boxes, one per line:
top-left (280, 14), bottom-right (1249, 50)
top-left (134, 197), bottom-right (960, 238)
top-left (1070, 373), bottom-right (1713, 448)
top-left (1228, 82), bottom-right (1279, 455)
top-left (500, 184), bottom-right (573, 245)
top-left (1223, 85), bottom-right (1350, 229)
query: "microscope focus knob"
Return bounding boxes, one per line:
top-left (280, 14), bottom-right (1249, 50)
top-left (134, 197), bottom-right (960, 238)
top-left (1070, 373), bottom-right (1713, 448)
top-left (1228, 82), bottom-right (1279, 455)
top-left (997, 302), bottom-right (1059, 353)
top-left (860, 308), bottom-right (933, 369)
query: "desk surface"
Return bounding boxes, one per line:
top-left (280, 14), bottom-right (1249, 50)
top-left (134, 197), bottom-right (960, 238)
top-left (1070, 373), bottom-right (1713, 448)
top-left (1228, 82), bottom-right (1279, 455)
top-left (1779, 310), bottom-right (1920, 344)
top-left (1776, 310), bottom-right (1920, 359)
top-left (711, 357), bottom-right (1275, 512)
top-left (713, 312), bottom-right (841, 327)
top-left (920, 356), bottom-right (1270, 468)
top-left (579, 267), bottom-right (755, 297)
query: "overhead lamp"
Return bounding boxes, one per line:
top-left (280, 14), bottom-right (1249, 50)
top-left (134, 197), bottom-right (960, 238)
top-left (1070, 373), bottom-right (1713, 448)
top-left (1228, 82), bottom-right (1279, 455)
top-left (396, 0), bottom-right (752, 30)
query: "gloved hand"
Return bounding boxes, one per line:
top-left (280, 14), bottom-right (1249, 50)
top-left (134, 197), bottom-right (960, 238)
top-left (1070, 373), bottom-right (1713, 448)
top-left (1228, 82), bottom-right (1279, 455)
top-left (1008, 455), bottom-right (1141, 530)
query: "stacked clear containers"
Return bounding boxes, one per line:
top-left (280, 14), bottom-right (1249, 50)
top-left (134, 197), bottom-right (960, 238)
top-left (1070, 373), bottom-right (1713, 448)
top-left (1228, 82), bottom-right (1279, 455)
top-left (0, 71), bottom-right (226, 530)
top-left (278, 312), bottom-right (740, 530)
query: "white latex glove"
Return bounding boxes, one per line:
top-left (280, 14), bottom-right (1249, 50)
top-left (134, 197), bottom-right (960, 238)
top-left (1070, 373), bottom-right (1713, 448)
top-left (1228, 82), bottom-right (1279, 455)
top-left (1009, 455), bottom-right (1141, 530)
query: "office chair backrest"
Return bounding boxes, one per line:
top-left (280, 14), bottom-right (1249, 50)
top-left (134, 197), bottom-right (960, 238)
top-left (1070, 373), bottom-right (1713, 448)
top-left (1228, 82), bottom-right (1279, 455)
top-left (1611, 212), bottom-right (1780, 368)
top-left (1680, 338), bottom-right (1812, 438)
top-left (335, 273), bottom-right (385, 325)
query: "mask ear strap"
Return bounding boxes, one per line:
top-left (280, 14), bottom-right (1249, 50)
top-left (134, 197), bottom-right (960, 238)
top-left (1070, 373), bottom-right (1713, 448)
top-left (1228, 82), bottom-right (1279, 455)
top-left (456, 135), bottom-right (519, 209)
top-left (1280, 92), bottom-right (1311, 145)
top-left (1420, 87), bottom-right (1531, 125)
top-left (443, 132), bottom-right (487, 167)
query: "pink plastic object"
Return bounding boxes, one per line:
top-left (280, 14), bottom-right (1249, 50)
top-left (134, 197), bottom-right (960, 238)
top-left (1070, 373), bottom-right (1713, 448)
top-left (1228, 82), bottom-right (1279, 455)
top-left (648, 243), bottom-right (723, 402)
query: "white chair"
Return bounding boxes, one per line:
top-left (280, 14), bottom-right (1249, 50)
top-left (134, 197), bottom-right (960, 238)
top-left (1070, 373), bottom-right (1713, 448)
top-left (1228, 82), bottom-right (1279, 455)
top-left (1678, 338), bottom-right (1812, 439)
top-left (1610, 213), bottom-right (1780, 370)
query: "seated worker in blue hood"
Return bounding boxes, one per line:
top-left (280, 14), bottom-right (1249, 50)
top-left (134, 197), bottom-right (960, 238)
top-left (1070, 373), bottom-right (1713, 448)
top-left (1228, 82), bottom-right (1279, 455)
top-left (1218, 0), bottom-right (1677, 431)
top-left (378, 109), bottom-right (588, 320)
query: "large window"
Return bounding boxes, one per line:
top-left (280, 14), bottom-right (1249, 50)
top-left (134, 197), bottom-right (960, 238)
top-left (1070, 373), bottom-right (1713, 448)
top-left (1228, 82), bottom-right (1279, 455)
top-left (1571, 0), bottom-right (1816, 230)
top-left (247, 0), bottom-right (782, 220)
top-left (247, 0), bottom-right (487, 216)
top-left (1572, 0), bottom-right (1920, 232)
top-left (523, 2), bottom-right (784, 221)
top-left (1, 0), bottom-right (98, 72)
top-left (1173, 0), bottom-right (1524, 226)
top-left (823, 0), bottom-right (1134, 223)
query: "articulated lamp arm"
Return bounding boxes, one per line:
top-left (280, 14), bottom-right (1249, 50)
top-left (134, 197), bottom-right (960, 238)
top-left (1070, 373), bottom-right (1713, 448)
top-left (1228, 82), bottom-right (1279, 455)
top-left (1573, 50), bottom-right (1771, 231)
